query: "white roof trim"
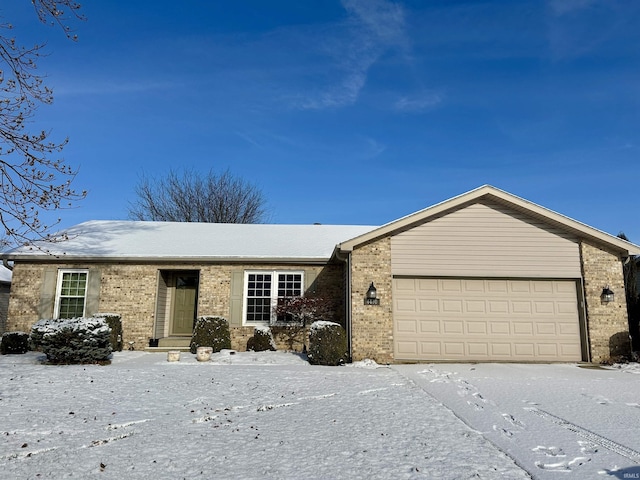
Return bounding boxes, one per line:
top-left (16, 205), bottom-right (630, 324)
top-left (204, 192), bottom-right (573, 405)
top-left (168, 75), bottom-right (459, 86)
top-left (337, 185), bottom-right (640, 256)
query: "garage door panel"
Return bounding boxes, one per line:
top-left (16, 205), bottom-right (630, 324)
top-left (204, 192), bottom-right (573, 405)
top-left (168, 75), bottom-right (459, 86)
top-left (488, 281), bottom-right (509, 292)
top-left (488, 301), bottom-right (509, 313)
top-left (512, 322), bottom-right (533, 335)
top-left (514, 343), bottom-right (535, 356)
top-left (556, 301), bottom-right (578, 315)
top-left (491, 343), bottom-right (512, 356)
top-left (467, 321), bottom-right (487, 334)
top-left (420, 320), bottom-right (440, 333)
top-left (490, 322), bottom-right (510, 334)
top-left (534, 302), bottom-right (555, 314)
top-left (512, 301), bottom-right (532, 314)
top-left (537, 344), bottom-right (559, 357)
top-left (558, 322), bottom-right (579, 335)
top-left (396, 319), bottom-right (418, 334)
top-left (443, 300), bottom-right (463, 312)
top-left (417, 278), bottom-right (438, 292)
top-left (465, 300), bottom-right (486, 313)
top-left (444, 343), bottom-right (464, 356)
top-left (419, 299), bottom-right (439, 312)
top-left (442, 279), bottom-right (463, 292)
top-left (396, 341), bottom-right (418, 355)
top-left (396, 299), bottom-right (417, 312)
top-left (443, 321), bottom-right (463, 334)
top-left (394, 278), bottom-right (582, 361)
top-left (467, 343), bottom-right (489, 356)
top-left (421, 342), bottom-right (441, 356)
top-left (533, 281), bottom-right (554, 293)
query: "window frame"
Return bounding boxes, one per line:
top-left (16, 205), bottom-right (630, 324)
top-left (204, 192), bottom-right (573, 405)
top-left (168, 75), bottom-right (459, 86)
top-left (54, 269), bottom-right (89, 319)
top-left (242, 270), bottom-right (304, 326)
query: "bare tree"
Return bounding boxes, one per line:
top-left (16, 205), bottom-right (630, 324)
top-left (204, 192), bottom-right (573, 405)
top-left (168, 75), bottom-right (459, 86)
top-left (128, 169), bottom-right (267, 223)
top-left (1, 1), bottom-right (86, 248)
top-left (273, 295), bottom-right (336, 351)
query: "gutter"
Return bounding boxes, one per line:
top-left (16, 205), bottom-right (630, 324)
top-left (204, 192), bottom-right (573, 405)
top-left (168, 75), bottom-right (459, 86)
top-left (0, 255), bottom-right (332, 265)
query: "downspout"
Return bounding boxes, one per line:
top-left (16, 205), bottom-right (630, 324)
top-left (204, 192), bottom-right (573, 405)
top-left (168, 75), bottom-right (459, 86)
top-left (2, 258), bottom-right (13, 271)
top-left (346, 252), bottom-right (352, 362)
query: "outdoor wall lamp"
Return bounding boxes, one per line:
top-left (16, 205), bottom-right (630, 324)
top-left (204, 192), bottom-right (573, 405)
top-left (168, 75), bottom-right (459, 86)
top-left (601, 286), bottom-right (615, 303)
top-left (365, 282), bottom-right (380, 305)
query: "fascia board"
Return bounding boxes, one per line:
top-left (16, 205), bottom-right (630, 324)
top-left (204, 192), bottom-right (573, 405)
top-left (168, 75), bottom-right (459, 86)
top-left (2, 254), bottom-right (332, 265)
top-left (338, 185), bottom-right (640, 256)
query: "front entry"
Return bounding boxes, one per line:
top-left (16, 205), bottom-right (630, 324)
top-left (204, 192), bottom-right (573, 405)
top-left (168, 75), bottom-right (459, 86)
top-left (170, 272), bottom-right (199, 336)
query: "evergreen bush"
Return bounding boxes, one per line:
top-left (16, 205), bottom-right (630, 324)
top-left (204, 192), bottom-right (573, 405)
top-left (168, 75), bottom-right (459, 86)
top-left (190, 316), bottom-right (231, 354)
top-left (30, 317), bottom-right (112, 364)
top-left (307, 321), bottom-right (348, 366)
top-left (0, 332), bottom-right (30, 355)
top-left (247, 326), bottom-right (276, 352)
top-left (94, 313), bottom-right (123, 352)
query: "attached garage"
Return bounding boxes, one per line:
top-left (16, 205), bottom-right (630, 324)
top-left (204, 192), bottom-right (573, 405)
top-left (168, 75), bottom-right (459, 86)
top-left (393, 277), bottom-right (583, 361)
top-left (389, 199), bottom-right (585, 362)
top-left (341, 185), bottom-right (640, 364)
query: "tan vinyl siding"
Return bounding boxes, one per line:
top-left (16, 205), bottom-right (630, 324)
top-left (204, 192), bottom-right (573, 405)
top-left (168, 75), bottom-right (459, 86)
top-left (391, 201), bottom-right (581, 278)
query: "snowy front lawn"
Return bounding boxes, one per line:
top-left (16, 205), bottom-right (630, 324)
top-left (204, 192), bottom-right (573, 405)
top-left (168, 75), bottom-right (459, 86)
top-left (396, 363), bottom-right (640, 479)
top-left (0, 351), bottom-right (528, 479)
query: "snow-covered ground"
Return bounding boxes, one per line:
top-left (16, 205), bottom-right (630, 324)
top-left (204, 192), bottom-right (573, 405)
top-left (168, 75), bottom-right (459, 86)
top-left (395, 363), bottom-right (640, 479)
top-left (0, 351), bottom-right (638, 479)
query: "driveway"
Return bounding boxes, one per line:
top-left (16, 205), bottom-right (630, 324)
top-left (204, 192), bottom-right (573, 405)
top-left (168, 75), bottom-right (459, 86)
top-left (394, 363), bottom-right (640, 480)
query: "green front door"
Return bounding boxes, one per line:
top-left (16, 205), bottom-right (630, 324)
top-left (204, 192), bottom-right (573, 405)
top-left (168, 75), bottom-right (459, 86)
top-left (171, 274), bottom-right (198, 335)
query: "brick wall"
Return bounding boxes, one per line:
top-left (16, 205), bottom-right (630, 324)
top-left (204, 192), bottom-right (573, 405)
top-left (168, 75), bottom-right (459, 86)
top-left (350, 236), bottom-right (394, 363)
top-left (5, 263), bottom-right (44, 333)
top-left (6, 261), bottom-right (342, 351)
top-left (580, 241), bottom-right (631, 362)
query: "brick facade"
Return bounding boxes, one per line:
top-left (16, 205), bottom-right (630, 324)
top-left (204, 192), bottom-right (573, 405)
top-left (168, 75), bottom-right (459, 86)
top-left (580, 241), bottom-right (631, 362)
top-left (6, 262), bottom-right (343, 351)
top-left (4, 235), bottom-right (634, 363)
top-left (349, 236), bottom-right (394, 363)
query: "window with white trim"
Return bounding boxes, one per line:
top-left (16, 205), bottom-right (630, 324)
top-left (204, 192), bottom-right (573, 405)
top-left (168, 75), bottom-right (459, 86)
top-left (54, 269), bottom-right (89, 319)
top-left (243, 271), bottom-right (304, 325)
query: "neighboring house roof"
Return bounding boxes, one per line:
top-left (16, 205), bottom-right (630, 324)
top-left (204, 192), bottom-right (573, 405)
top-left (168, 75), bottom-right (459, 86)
top-left (337, 185), bottom-right (640, 256)
top-left (0, 265), bottom-right (11, 284)
top-left (1, 221), bottom-right (377, 263)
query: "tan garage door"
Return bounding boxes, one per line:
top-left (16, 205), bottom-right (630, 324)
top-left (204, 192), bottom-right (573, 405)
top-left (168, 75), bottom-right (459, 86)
top-left (393, 278), bottom-right (583, 361)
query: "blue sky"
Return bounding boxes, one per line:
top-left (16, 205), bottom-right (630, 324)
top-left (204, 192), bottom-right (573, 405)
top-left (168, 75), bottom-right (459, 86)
top-left (4, 0), bottom-right (640, 241)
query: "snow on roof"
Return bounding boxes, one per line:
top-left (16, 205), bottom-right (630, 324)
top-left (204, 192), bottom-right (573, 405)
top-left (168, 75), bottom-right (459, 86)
top-left (2, 221), bottom-right (377, 261)
top-left (0, 265), bottom-right (11, 283)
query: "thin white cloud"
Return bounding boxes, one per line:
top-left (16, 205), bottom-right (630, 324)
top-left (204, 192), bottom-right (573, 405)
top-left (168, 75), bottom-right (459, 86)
top-left (298, 0), bottom-right (408, 110)
top-left (394, 91), bottom-right (444, 112)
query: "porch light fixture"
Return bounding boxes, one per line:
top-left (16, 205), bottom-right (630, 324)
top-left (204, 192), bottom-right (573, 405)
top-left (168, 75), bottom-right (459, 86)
top-left (601, 286), bottom-right (615, 303)
top-left (365, 282), bottom-right (380, 305)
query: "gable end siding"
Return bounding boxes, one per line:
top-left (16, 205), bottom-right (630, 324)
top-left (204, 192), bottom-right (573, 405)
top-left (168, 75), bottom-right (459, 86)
top-left (391, 201), bottom-right (581, 278)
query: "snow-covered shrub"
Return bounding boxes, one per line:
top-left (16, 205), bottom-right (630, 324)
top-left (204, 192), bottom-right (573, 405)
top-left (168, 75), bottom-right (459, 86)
top-left (247, 326), bottom-right (276, 352)
top-left (30, 317), bottom-right (112, 364)
top-left (94, 313), bottom-right (123, 352)
top-left (0, 332), bottom-right (29, 355)
top-left (190, 316), bottom-right (231, 354)
top-left (307, 321), bottom-right (348, 366)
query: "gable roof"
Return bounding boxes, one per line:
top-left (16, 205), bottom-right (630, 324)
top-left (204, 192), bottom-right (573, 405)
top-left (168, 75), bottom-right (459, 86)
top-left (337, 185), bottom-right (640, 256)
top-left (2, 221), bottom-right (376, 264)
